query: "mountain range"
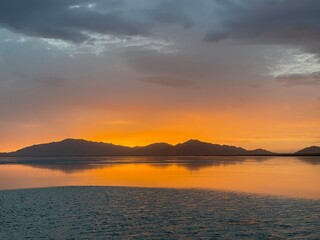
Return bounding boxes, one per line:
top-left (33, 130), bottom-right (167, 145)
top-left (1, 138), bottom-right (278, 157)
top-left (1, 138), bottom-right (319, 157)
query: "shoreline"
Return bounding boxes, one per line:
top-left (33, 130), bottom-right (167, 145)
top-left (1, 185), bottom-right (320, 201)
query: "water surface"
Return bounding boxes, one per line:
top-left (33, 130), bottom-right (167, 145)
top-left (1, 187), bottom-right (319, 239)
top-left (0, 156), bottom-right (319, 199)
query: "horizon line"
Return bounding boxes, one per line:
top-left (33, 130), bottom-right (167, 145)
top-left (1, 137), bottom-right (319, 155)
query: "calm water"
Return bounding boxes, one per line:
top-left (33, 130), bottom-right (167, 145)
top-left (0, 156), bottom-right (319, 199)
top-left (1, 187), bottom-right (319, 239)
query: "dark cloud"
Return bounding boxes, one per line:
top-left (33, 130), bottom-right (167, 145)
top-left (139, 75), bottom-right (197, 89)
top-left (145, 0), bottom-right (196, 28)
top-left (0, 0), bottom-right (149, 43)
top-left (0, 0), bottom-right (204, 43)
top-left (205, 0), bottom-right (320, 46)
top-left (277, 72), bottom-right (320, 87)
top-left (2, 0), bottom-right (319, 54)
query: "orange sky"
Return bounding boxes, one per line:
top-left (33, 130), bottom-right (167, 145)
top-left (2, 95), bottom-right (319, 153)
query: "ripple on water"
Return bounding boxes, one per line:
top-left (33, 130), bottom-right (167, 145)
top-left (0, 187), bottom-right (319, 239)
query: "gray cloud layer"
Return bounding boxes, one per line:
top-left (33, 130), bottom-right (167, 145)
top-left (1, 0), bottom-right (319, 46)
top-left (0, 0), bottom-right (201, 43)
top-left (0, 0), bottom-right (150, 42)
top-left (205, 0), bottom-right (320, 45)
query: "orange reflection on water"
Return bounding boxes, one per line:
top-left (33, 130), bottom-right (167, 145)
top-left (0, 157), bottom-right (319, 199)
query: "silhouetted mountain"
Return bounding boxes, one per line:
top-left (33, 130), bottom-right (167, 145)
top-left (2, 138), bottom-right (276, 157)
top-left (11, 139), bottom-right (131, 157)
top-left (248, 149), bottom-right (274, 155)
top-left (132, 143), bottom-right (174, 155)
top-left (295, 146), bottom-right (320, 155)
top-left (172, 139), bottom-right (248, 155)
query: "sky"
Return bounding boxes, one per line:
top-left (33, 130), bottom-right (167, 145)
top-left (0, 0), bottom-right (320, 153)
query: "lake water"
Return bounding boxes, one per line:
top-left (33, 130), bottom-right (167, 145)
top-left (1, 187), bottom-right (319, 239)
top-left (0, 156), bottom-right (319, 199)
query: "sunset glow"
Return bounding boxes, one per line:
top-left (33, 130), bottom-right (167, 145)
top-left (1, 157), bottom-right (319, 199)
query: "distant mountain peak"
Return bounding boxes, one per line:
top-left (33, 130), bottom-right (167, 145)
top-left (295, 146), bottom-right (320, 155)
top-left (249, 149), bottom-right (274, 155)
top-left (144, 142), bottom-right (173, 147)
top-left (179, 139), bottom-right (208, 145)
top-left (61, 138), bottom-right (87, 142)
top-left (185, 139), bottom-right (203, 143)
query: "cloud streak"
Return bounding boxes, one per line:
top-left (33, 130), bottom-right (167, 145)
top-left (277, 72), bottom-right (320, 87)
